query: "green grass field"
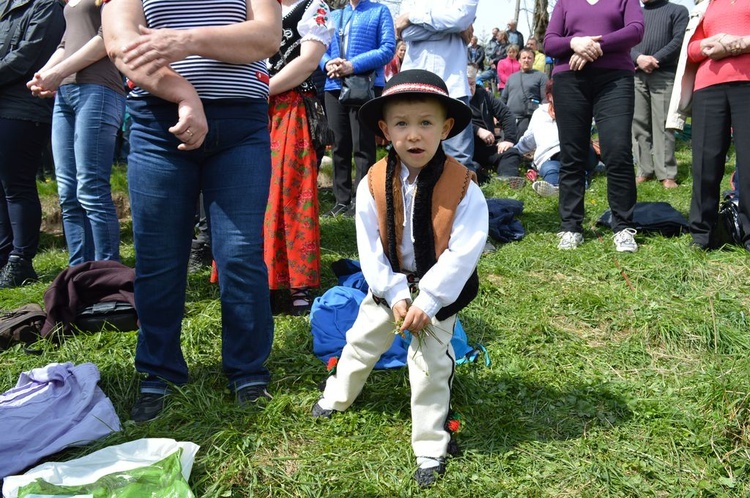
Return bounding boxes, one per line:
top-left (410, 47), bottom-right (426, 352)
top-left (1, 143), bottom-right (748, 497)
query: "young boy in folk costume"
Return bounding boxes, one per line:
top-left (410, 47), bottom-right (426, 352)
top-left (312, 70), bottom-right (489, 487)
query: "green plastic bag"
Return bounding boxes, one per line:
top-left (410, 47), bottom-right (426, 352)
top-left (17, 450), bottom-right (194, 498)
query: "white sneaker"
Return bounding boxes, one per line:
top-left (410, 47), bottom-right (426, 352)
top-left (613, 228), bottom-right (638, 253)
top-left (557, 231), bottom-right (583, 250)
top-left (532, 180), bottom-right (559, 197)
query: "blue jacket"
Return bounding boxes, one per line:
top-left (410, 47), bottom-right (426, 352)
top-left (320, 0), bottom-right (395, 91)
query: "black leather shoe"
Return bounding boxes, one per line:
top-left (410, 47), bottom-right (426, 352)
top-left (131, 393), bottom-right (166, 423)
top-left (413, 461), bottom-right (446, 488)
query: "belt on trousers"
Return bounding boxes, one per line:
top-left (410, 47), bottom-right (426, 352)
top-left (373, 273), bottom-right (420, 307)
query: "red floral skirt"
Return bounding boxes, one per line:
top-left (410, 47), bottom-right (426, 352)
top-left (264, 90), bottom-right (320, 290)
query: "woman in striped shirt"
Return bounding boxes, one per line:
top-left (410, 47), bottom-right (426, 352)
top-left (102, 0), bottom-right (282, 423)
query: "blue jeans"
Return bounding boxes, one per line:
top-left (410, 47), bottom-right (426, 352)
top-left (442, 96), bottom-right (475, 169)
top-left (538, 159), bottom-right (562, 185)
top-left (538, 147), bottom-right (598, 186)
top-left (128, 97), bottom-right (273, 394)
top-left (52, 84), bottom-right (124, 265)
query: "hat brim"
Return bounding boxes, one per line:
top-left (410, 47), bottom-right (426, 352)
top-left (359, 92), bottom-right (472, 140)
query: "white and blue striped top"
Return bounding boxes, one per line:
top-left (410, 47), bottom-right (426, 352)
top-left (130, 0), bottom-right (270, 100)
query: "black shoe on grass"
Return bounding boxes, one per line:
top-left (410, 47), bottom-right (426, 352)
top-left (0, 255), bottom-right (38, 288)
top-left (311, 401), bottom-right (334, 418)
top-left (187, 241), bottom-right (212, 273)
top-left (413, 461), bottom-right (446, 488)
top-left (236, 384), bottom-right (272, 407)
top-left (131, 393), bottom-right (166, 423)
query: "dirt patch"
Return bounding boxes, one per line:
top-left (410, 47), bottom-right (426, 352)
top-left (40, 192), bottom-right (131, 235)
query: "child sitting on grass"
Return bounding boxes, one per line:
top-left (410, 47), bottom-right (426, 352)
top-left (311, 70), bottom-right (489, 488)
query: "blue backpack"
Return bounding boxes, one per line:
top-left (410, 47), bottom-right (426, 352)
top-left (310, 278), bottom-right (489, 369)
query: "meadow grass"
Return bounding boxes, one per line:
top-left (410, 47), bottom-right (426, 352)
top-left (1, 144), bottom-right (748, 497)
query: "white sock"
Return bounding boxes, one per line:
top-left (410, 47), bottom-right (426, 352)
top-left (416, 457), bottom-right (441, 469)
top-left (317, 397), bottom-right (334, 410)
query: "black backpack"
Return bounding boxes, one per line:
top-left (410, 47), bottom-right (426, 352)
top-left (0, 303), bottom-right (46, 350)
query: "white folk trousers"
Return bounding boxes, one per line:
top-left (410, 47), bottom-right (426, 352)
top-left (321, 291), bottom-right (457, 459)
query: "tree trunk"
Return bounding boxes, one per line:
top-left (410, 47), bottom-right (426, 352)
top-left (533, 0), bottom-right (550, 43)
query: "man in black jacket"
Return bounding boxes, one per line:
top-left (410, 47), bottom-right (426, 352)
top-left (0, 0), bottom-right (65, 287)
top-left (467, 35), bottom-right (484, 68)
top-left (468, 64), bottom-right (523, 185)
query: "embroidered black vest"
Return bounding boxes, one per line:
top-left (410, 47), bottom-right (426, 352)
top-left (369, 147), bottom-right (480, 321)
top-left (268, 0), bottom-right (316, 93)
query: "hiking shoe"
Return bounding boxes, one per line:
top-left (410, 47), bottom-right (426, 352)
top-left (311, 400), bottom-right (334, 418)
top-left (413, 460), bottom-right (446, 488)
top-left (497, 175), bottom-right (526, 190)
top-left (613, 228), bottom-right (638, 253)
top-left (324, 203), bottom-right (351, 217)
top-left (0, 255), bottom-right (38, 288)
top-left (131, 393), bottom-right (166, 423)
top-left (532, 180), bottom-right (559, 197)
top-left (187, 240), bottom-right (212, 273)
top-left (557, 231), bottom-right (583, 250)
top-left (236, 384), bottom-right (272, 407)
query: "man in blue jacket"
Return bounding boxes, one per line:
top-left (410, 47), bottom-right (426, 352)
top-left (320, 0), bottom-right (395, 217)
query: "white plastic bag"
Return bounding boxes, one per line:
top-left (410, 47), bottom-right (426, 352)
top-left (3, 438), bottom-right (199, 498)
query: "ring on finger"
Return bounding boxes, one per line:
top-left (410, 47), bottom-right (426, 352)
top-left (186, 128), bottom-right (194, 137)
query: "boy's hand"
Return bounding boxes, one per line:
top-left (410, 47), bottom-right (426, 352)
top-left (401, 305), bottom-right (429, 333)
top-left (392, 299), bottom-right (409, 323)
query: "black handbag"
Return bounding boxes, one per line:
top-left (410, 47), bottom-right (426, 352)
top-left (74, 301), bottom-right (138, 333)
top-left (717, 194), bottom-right (744, 246)
top-left (336, 10), bottom-right (375, 107)
top-left (339, 72), bottom-right (376, 107)
top-left (302, 94), bottom-right (334, 149)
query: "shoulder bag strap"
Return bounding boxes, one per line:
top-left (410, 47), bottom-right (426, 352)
top-left (519, 71), bottom-right (530, 101)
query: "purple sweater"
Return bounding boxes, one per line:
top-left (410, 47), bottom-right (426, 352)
top-left (544, 0), bottom-right (644, 75)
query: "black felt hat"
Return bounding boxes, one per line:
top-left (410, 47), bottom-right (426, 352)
top-left (358, 69), bottom-right (472, 139)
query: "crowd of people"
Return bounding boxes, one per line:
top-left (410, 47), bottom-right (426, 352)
top-left (0, 0), bottom-right (748, 489)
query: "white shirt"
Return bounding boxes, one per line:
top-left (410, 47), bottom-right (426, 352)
top-left (355, 162), bottom-right (488, 318)
top-left (512, 103), bottom-right (560, 167)
top-left (398, 0), bottom-right (479, 99)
